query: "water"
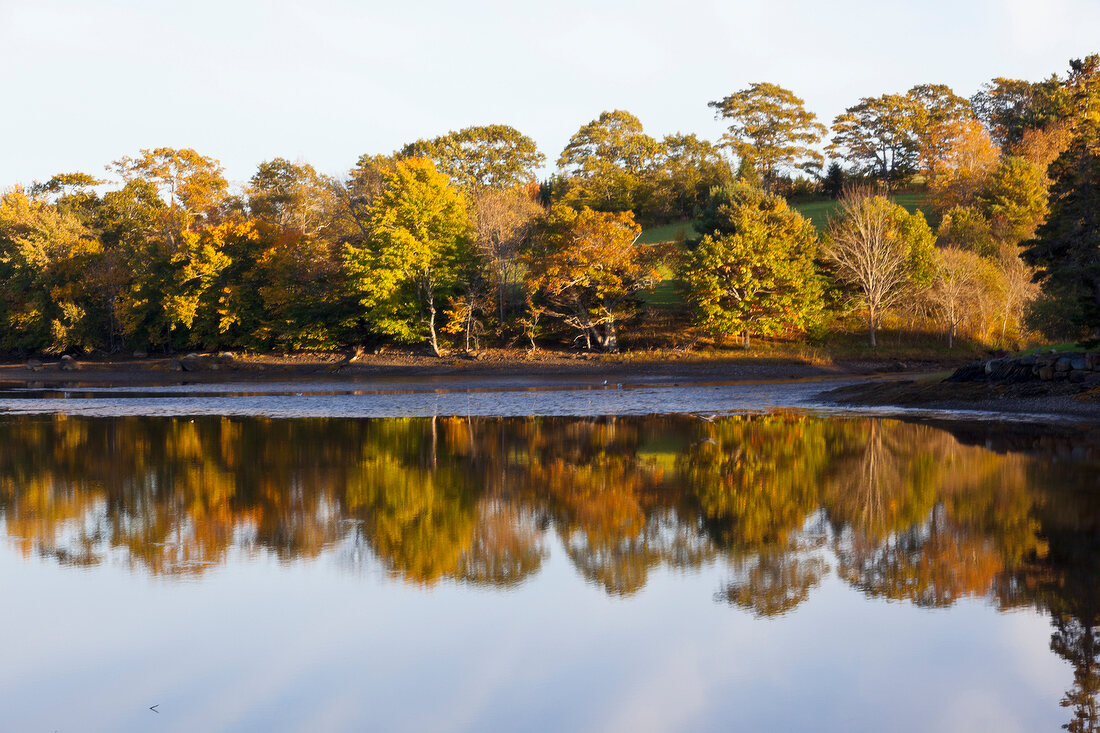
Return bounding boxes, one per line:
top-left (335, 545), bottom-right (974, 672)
top-left (1, 382), bottom-right (1098, 731)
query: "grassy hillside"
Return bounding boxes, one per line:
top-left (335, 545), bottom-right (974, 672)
top-left (791, 192), bottom-right (930, 230)
top-left (639, 192), bottom-right (931, 245)
top-left (637, 221), bottom-right (701, 245)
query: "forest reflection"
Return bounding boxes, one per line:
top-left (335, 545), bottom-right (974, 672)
top-left (2, 413), bottom-right (1100, 728)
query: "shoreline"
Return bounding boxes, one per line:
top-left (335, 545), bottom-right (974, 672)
top-left (817, 378), bottom-right (1100, 421)
top-left (9, 349), bottom-right (1094, 423)
top-left (0, 351), bottom-right (1095, 424)
top-left (0, 349), bottom-right (962, 389)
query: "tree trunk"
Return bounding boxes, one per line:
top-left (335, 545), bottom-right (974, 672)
top-left (427, 293), bottom-right (441, 357)
top-left (599, 321), bottom-right (618, 352)
top-left (948, 321), bottom-right (955, 349)
top-left (868, 307), bottom-right (877, 347)
top-left (465, 308), bottom-right (472, 352)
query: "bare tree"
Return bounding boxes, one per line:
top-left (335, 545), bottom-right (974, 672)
top-left (928, 247), bottom-right (986, 348)
top-left (473, 187), bottom-right (543, 326)
top-left (993, 242), bottom-right (1040, 343)
top-left (823, 189), bottom-right (934, 346)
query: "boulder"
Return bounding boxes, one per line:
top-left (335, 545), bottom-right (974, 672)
top-left (1055, 357), bottom-right (1073, 372)
top-left (946, 362), bottom-right (985, 382)
top-left (133, 349), bottom-right (148, 359)
top-left (59, 355), bottom-right (78, 371)
top-left (1038, 366), bottom-right (1055, 381)
top-left (168, 359), bottom-right (183, 372)
top-left (26, 358), bottom-right (42, 368)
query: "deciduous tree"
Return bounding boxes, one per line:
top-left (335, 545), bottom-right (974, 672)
top-left (472, 186), bottom-right (543, 325)
top-left (828, 94), bottom-right (923, 186)
top-left (556, 110), bottom-right (658, 213)
top-left (344, 158), bottom-right (472, 355)
top-left (680, 186), bottom-right (822, 346)
top-left (907, 83), bottom-right (975, 176)
top-left (708, 83), bottom-right (825, 192)
top-left (400, 125), bottom-right (545, 189)
top-left (524, 205), bottom-right (657, 351)
top-left (0, 188), bottom-right (98, 350)
top-left (972, 76), bottom-right (1070, 150)
top-left (642, 133), bottom-right (732, 223)
top-left (926, 118), bottom-right (1001, 212)
top-left (113, 147), bottom-right (228, 216)
top-left (928, 246), bottom-right (989, 348)
top-left (823, 191), bottom-right (936, 345)
top-left (979, 156), bottom-right (1049, 244)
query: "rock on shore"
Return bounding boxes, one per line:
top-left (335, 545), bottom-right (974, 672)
top-left (819, 350), bottom-right (1100, 419)
top-left (946, 351), bottom-right (1100, 386)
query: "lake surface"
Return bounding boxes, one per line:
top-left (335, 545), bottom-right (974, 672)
top-left (1, 381), bottom-right (1098, 731)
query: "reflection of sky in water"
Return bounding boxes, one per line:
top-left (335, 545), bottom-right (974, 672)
top-left (0, 536), bottom-right (1065, 732)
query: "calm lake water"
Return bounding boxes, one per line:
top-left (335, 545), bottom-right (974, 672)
top-left (1, 382), bottom-right (1098, 731)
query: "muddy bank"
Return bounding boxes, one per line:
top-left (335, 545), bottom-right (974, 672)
top-left (0, 349), bottom-right (960, 389)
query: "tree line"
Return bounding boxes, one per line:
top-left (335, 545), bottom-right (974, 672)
top-left (2, 53), bottom-right (1098, 355)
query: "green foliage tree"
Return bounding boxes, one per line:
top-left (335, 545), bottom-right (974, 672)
top-left (708, 82), bottom-right (825, 192)
top-left (822, 162), bottom-right (846, 198)
top-left (979, 156), bottom-right (1049, 244)
top-left (247, 158), bottom-right (332, 233)
top-left (556, 110), bottom-right (658, 214)
top-left (680, 186), bottom-right (822, 346)
top-left (972, 76), bottom-right (1072, 150)
top-left (828, 94), bottom-right (923, 185)
top-left (936, 205), bottom-right (997, 257)
top-left (642, 133), bottom-right (733, 223)
top-left (399, 125), bottom-right (545, 189)
top-left (344, 158), bottom-right (473, 355)
top-left (29, 172), bottom-right (104, 220)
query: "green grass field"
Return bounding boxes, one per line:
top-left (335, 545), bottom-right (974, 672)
top-left (639, 192), bottom-right (932, 245)
top-left (636, 221), bottom-right (701, 245)
top-left (790, 192), bottom-right (930, 230)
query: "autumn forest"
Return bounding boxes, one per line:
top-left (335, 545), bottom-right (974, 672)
top-left (4, 54), bottom-right (1100, 356)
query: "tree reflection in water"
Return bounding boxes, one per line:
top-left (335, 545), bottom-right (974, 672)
top-left (1, 413), bottom-right (1099, 729)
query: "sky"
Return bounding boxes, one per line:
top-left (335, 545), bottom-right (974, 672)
top-left (2, 0), bottom-right (1099, 189)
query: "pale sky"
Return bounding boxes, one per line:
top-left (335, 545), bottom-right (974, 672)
top-left (2, 0), bottom-right (1098, 188)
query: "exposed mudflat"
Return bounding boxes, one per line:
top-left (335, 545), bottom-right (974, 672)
top-left (0, 349), bottom-right (953, 389)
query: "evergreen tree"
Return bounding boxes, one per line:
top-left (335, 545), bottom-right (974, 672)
top-left (1022, 119), bottom-right (1100, 340)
